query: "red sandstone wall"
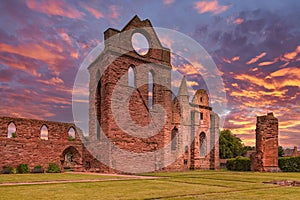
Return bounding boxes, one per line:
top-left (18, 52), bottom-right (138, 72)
top-left (0, 116), bottom-right (83, 172)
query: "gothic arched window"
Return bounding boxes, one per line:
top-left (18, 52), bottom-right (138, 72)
top-left (40, 125), bottom-right (48, 140)
top-left (128, 65), bottom-right (136, 87)
top-left (171, 127), bottom-right (178, 151)
top-left (7, 122), bottom-right (16, 138)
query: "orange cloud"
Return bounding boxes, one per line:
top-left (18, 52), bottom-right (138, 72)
top-left (26, 0), bottom-right (84, 19)
top-left (258, 58), bottom-right (278, 66)
top-left (163, 0), bottom-right (175, 5)
top-left (82, 5), bottom-right (104, 19)
top-left (234, 74), bottom-right (275, 90)
top-left (0, 55), bottom-right (41, 77)
top-left (0, 43), bottom-right (64, 65)
top-left (60, 32), bottom-right (73, 46)
top-left (194, 1), bottom-right (230, 15)
top-left (232, 56), bottom-right (240, 61)
top-left (42, 40), bottom-right (63, 53)
top-left (223, 56), bottom-right (239, 64)
top-left (283, 45), bottom-right (300, 60)
top-left (246, 52), bottom-right (267, 65)
top-left (223, 58), bottom-right (231, 63)
top-left (37, 77), bottom-right (64, 85)
top-left (233, 18), bottom-right (244, 25)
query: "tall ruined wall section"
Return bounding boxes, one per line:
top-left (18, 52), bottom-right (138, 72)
top-left (0, 116), bottom-right (83, 171)
top-left (251, 113), bottom-right (279, 172)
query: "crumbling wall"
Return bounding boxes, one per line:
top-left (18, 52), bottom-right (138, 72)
top-left (0, 116), bottom-right (83, 172)
top-left (251, 113), bottom-right (280, 172)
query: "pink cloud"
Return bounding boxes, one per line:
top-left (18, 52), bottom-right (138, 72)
top-left (26, 0), bottom-right (85, 19)
top-left (163, 0), bottom-right (175, 5)
top-left (194, 1), bottom-right (230, 15)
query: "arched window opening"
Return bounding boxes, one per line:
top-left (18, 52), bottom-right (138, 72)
top-left (128, 65), bottom-right (135, 87)
top-left (148, 71), bottom-right (154, 108)
top-left (199, 132), bottom-right (206, 157)
top-left (40, 125), bottom-right (48, 140)
top-left (68, 127), bottom-right (76, 140)
top-left (7, 122), bottom-right (16, 138)
top-left (171, 127), bottom-right (178, 151)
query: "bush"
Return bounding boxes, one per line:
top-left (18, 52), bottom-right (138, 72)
top-left (17, 164), bottom-right (29, 174)
top-left (12, 132), bottom-right (17, 138)
top-left (2, 166), bottom-right (13, 174)
top-left (226, 156), bottom-right (251, 171)
top-left (46, 163), bottom-right (61, 173)
top-left (279, 156), bottom-right (300, 172)
top-left (32, 165), bottom-right (44, 173)
top-left (68, 135), bottom-right (75, 141)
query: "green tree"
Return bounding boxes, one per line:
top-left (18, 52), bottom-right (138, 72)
top-left (278, 146), bottom-right (284, 157)
top-left (219, 129), bottom-right (245, 159)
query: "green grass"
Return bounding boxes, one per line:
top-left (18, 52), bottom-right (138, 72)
top-left (0, 171), bottom-right (300, 199)
top-left (0, 173), bottom-right (123, 183)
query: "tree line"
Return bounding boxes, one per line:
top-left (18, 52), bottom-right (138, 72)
top-left (219, 129), bottom-right (284, 159)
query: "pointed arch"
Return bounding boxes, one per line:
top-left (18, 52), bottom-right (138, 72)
top-left (199, 132), bottom-right (206, 157)
top-left (68, 127), bottom-right (76, 139)
top-left (40, 125), bottom-right (48, 140)
top-left (128, 65), bottom-right (136, 87)
top-left (7, 122), bottom-right (16, 138)
top-left (171, 127), bottom-right (178, 151)
top-left (148, 70), bottom-right (154, 108)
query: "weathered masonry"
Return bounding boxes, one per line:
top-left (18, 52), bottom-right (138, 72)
top-left (0, 116), bottom-right (83, 172)
top-left (251, 113), bottom-right (280, 172)
top-left (88, 15), bottom-right (220, 172)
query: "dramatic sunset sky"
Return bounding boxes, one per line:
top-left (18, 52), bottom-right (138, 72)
top-left (1, 0), bottom-right (299, 147)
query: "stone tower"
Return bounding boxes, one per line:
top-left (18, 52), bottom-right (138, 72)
top-left (251, 112), bottom-right (279, 172)
top-left (88, 15), bottom-right (172, 172)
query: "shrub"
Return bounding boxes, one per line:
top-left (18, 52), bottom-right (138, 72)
top-left (2, 166), bottom-right (13, 174)
top-left (11, 168), bottom-right (17, 174)
top-left (279, 156), bottom-right (300, 172)
top-left (12, 132), bottom-right (17, 138)
top-left (32, 165), bottom-right (44, 173)
top-left (226, 156), bottom-right (251, 171)
top-left (17, 164), bottom-right (29, 174)
top-left (46, 163), bottom-right (61, 173)
top-left (68, 135), bottom-right (75, 141)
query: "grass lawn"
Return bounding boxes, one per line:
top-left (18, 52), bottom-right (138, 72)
top-left (0, 173), bottom-right (122, 183)
top-left (0, 171), bottom-right (299, 199)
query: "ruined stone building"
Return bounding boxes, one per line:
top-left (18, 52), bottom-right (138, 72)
top-left (87, 16), bottom-right (219, 172)
top-left (0, 116), bottom-right (84, 171)
top-left (251, 113), bottom-right (280, 172)
top-left (0, 16), bottom-right (220, 173)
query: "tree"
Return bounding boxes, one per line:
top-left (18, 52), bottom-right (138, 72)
top-left (278, 146), bottom-right (284, 157)
top-left (219, 129), bottom-right (245, 159)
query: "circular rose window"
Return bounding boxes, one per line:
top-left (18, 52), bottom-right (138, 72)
top-left (131, 33), bottom-right (149, 56)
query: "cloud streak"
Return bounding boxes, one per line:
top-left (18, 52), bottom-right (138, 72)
top-left (194, 0), bottom-right (230, 15)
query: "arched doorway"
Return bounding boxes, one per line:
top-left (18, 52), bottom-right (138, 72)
top-left (61, 146), bottom-right (81, 171)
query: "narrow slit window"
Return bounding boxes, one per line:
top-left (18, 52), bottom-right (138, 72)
top-left (128, 66), bottom-right (135, 87)
top-left (148, 71), bottom-right (154, 108)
